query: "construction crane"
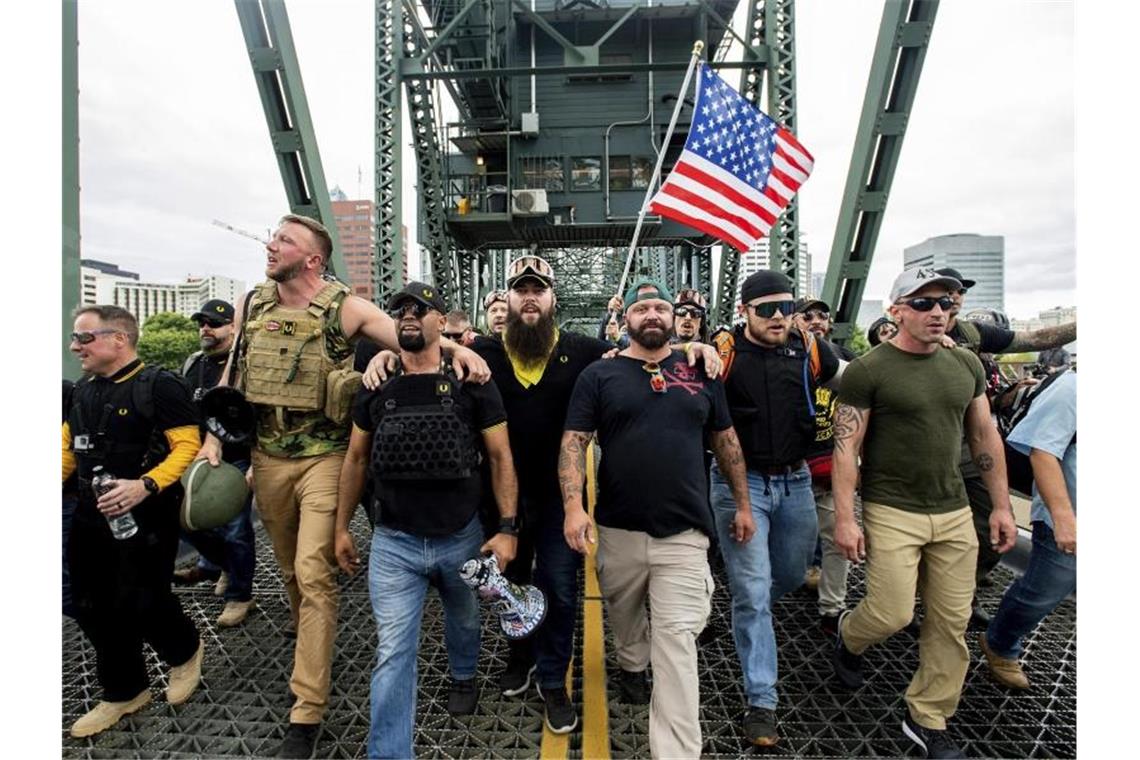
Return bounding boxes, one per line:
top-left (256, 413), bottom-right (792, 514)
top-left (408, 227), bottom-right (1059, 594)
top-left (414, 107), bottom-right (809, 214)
top-left (211, 218), bottom-right (269, 245)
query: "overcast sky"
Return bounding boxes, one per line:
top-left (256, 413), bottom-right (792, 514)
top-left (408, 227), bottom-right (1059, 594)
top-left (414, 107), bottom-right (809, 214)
top-left (74, 0), bottom-right (1073, 320)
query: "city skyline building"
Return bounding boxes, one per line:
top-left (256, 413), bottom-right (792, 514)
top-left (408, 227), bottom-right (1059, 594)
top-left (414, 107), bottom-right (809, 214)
top-left (79, 258), bottom-right (243, 324)
top-left (331, 186), bottom-right (376, 301)
top-left (903, 233), bottom-right (1005, 313)
top-left (735, 238), bottom-right (811, 306)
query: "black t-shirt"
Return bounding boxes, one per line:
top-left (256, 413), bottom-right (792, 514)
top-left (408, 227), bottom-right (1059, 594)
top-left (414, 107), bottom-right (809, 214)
top-left (184, 350), bottom-right (251, 463)
top-left (948, 319), bottom-right (1015, 354)
top-left (719, 326), bottom-right (840, 470)
top-left (352, 372), bottom-right (507, 537)
top-left (474, 332), bottom-right (611, 505)
top-left (564, 353), bottom-right (732, 538)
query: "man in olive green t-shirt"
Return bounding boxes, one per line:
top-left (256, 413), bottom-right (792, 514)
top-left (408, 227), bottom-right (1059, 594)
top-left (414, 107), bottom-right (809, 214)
top-left (828, 267), bottom-right (1018, 760)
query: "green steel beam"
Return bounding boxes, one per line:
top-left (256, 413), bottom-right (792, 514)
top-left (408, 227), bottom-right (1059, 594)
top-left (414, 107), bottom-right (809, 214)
top-left (509, 0), bottom-right (585, 62)
top-left (399, 58), bottom-right (760, 80)
top-left (376, 0), bottom-right (403, 304)
top-left (821, 0), bottom-right (939, 342)
top-left (63, 0), bottom-right (80, 379)
top-left (234, 0), bottom-right (345, 278)
top-left (764, 0), bottom-right (802, 294)
top-left (419, 0), bottom-right (482, 62)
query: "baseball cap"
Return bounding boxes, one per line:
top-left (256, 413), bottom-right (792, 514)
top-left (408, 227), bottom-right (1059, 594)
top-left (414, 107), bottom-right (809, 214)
top-left (623, 279), bottom-right (674, 310)
top-left (935, 267), bottom-right (976, 290)
top-left (506, 255), bottom-right (555, 289)
top-left (740, 270), bottom-right (793, 304)
top-left (482, 289), bottom-right (507, 309)
top-left (795, 297), bottom-right (830, 314)
top-left (674, 288), bottom-right (707, 309)
top-left (387, 281), bottom-right (447, 314)
top-left (889, 267), bottom-right (962, 303)
top-left (191, 299), bottom-right (235, 325)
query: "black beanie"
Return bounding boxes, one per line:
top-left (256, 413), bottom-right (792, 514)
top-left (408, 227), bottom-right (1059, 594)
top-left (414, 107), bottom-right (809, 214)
top-left (740, 270), bottom-right (793, 303)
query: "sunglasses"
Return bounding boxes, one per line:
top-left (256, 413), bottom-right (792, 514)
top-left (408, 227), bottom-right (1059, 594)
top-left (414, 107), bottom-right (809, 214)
top-left (442, 331), bottom-right (466, 341)
top-left (642, 361), bottom-right (667, 394)
top-left (507, 255), bottom-right (554, 282)
top-left (898, 296), bottom-right (955, 312)
top-left (482, 290), bottom-right (507, 308)
top-left (388, 301), bottom-right (433, 319)
top-left (801, 309), bottom-right (830, 321)
top-left (674, 306), bottom-right (705, 319)
top-left (194, 319), bottom-right (229, 329)
top-left (70, 329), bottom-right (121, 345)
top-left (747, 300), bottom-right (797, 319)
top-left (956, 288), bottom-right (968, 295)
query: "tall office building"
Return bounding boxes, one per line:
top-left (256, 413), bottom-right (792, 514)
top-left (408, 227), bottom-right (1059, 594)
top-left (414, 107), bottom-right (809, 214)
top-left (331, 188), bottom-right (376, 301)
top-left (903, 233), bottom-right (1004, 313)
top-left (734, 238), bottom-right (811, 307)
top-left (113, 275), bottom-right (245, 324)
top-left (80, 259), bottom-right (139, 306)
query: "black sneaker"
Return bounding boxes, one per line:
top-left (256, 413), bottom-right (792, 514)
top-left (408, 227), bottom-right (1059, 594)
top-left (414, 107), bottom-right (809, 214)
top-left (819, 613), bottom-right (840, 638)
top-left (902, 711), bottom-right (965, 758)
top-left (743, 706), bottom-right (779, 746)
top-left (832, 610), bottom-right (864, 689)
top-left (537, 684), bottom-right (578, 734)
top-left (614, 669), bottom-right (649, 705)
top-left (277, 722), bottom-right (320, 759)
top-left (447, 678), bottom-right (479, 716)
top-left (905, 614), bottom-right (922, 637)
top-left (499, 647), bottom-right (536, 697)
top-left (968, 604), bottom-right (992, 631)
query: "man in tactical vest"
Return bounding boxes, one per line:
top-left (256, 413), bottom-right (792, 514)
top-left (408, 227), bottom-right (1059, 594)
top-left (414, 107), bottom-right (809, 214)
top-left (63, 305), bottom-right (204, 738)
top-left (709, 270), bottom-right (844, 747)
top-left (176, 299), bottom-right (256, 627)
top-left (196, 214), bottom-right (490, 759)
top-left (934, 266), bottom-right (1076, 627)
top-left (333, 281), bottom-right (518, 759)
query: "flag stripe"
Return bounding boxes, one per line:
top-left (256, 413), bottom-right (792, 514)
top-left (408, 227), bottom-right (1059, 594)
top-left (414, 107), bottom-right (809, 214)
top-left (650, 191), bottom-right (766, 247)
top-left (771, 153), bottom-right (809, 185)
top-left (776, 130), bottom-right (814, 169)
top-left (673, 153), bottom-right (785, 219)
top-left (657, 181), bottom-right (765, 240)
top-left (768, 166), bottom-right (804, 197)
top-left (664, 165), bottom-right (776, 228)
top-left (648, 198), bottom-right (754, 252)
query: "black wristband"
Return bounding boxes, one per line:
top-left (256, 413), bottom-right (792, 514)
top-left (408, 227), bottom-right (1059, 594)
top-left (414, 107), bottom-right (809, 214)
top-left (141, 476), bottom-right (159, 495)
top-left (498, 517), bottom-right (519, 536)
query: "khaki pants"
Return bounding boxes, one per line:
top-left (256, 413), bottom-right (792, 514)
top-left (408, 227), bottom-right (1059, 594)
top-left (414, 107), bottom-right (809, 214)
top-left (597, 526), bottom-right (713, 759)
top-left (813, 486), bottom-right (851, 617)
top-left (252, 449), bottom-right (344, 724)
top-left (840, 502), bottom-right (977, 730)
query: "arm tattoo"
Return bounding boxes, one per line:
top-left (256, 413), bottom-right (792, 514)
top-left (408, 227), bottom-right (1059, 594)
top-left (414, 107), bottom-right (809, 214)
top-left (710, 428), bottom-right (745, 470)
top-left (832, 403), bottom-right (863, 454)
top-left (974, 453), bottom-right (995, 472)
top-left (1006, 322), bottom-right (1076, 352)
top-left (558, 431), bottom-right (592, 504)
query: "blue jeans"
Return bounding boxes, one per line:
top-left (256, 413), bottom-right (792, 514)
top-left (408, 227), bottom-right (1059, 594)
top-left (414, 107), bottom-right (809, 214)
top-left (181, 460), bottom-right (256, 601)
top-left (710, 462), bottom-right (818, 709)
top-left (367, 515), bottom-right (483, 759)
top-left (986, 521), bottom-right (1076, 660)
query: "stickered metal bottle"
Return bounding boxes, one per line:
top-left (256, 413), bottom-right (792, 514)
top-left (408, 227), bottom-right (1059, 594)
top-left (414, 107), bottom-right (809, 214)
top-left (90, 466), bottom-right (138, 540)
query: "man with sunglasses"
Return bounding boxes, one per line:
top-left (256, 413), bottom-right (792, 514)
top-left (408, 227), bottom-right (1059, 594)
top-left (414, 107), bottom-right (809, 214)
top-left (934, 266), bottom-right (1077, 624)
top-left (174, 299), bottom-right (257, 628)
top-left (444, 309), bottom-right (476, 346)
top-left (708, 270), bottom-right (843, 747)
top-left (483, 290), bottom-right (508, 337)
top-left (673, 289), bottom-right (710, 344)
top-left (63, 305), bottom-right (204, 738)
top-left (195, 214), bottom-right (490, 758)
top-left (793, 297), bottom-right (857, 636)
top-left (830, 267), bottom-right (1018, 759)
top-left (333, 282), bottom-right (517, 759)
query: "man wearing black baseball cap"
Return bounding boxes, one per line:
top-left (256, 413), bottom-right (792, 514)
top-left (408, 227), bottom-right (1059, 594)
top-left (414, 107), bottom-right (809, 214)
top-left (708, 269), bottom-right (844, 746)
top-left (177, 299), bottom-right (257, 628)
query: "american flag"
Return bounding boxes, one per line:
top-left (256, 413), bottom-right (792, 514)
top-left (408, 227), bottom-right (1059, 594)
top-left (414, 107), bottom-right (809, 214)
top-left (648, 63), bottom-right (815, 252)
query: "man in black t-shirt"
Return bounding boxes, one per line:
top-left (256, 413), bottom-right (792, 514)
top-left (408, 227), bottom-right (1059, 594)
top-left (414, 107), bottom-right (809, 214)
top-left (175, 299), bottom-right (257, 628)
top-left (935, 267), bottom-right (1076, 620)
top-left (333, 282), bottom-right (518, 760)
top-left (561, 280), bottom-right (754, 760)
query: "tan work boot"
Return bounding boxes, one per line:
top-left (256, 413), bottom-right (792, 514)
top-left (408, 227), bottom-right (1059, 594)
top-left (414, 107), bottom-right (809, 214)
top-left (217, 600), bottom-right (253, 628)
top-left (213, 571), bottom-right (230, 597)
top-left (166, 640), bottom-right (205, 705)
top-left (70, 689), bottom-right (151, 737)
top-left (979, 632), bottom-right (1030, 689)
top-left (804, 565), bottom-right (821, 591)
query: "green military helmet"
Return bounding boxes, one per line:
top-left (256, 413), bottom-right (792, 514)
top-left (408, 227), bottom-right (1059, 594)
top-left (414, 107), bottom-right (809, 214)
top-left (200, 386), bottom-right (256, 444)
top-left (180, 459), bottom-right (250, 531)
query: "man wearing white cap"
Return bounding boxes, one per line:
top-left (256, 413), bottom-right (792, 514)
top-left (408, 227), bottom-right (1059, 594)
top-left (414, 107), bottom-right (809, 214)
top-left (830, 267), bottom-right (1018, 759)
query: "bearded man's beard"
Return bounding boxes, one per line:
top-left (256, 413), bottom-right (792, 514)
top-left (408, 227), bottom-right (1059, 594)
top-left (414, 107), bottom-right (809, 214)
top-left (504, 308), bottom-right (556, 362)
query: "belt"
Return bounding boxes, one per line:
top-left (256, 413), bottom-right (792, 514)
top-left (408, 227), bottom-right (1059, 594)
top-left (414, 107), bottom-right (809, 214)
top-left (756, 460), bottom-right (805, 476)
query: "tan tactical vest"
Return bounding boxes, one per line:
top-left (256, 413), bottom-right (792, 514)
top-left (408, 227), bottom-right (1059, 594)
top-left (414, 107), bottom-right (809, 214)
top-left (239, 281), bottom-right (353, 412)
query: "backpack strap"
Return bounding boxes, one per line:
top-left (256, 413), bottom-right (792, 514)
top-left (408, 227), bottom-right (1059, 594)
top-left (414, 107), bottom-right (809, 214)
top-left (307, 281), bottom-right (351, 319)
top-left (131, 364), bottom-right (160, 423)
top-left (712, 329), bottom-right (736, 381)
top-left (181, 350), bottom-right (204, 378)
top-left (955, 320), bottom-right (982, 352)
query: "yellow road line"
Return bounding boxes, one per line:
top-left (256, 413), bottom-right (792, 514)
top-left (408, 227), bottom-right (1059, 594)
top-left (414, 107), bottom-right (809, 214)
top-left (539, 443), bottom-right (611, 759)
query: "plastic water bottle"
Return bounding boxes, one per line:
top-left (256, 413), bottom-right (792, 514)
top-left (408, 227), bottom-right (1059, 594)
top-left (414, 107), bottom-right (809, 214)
top-left (91, 466), bottom-right (139, 540)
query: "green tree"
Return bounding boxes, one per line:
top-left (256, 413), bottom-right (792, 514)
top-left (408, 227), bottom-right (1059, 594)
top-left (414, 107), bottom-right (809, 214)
top-left (846, 325), bottom-right (871, 357)
top-left (137, 312), bottom-right (199, 371)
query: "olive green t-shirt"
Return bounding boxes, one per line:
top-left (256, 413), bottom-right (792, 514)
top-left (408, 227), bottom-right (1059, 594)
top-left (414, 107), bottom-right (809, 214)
top-left (837, 343), bottom-right (985, 513)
